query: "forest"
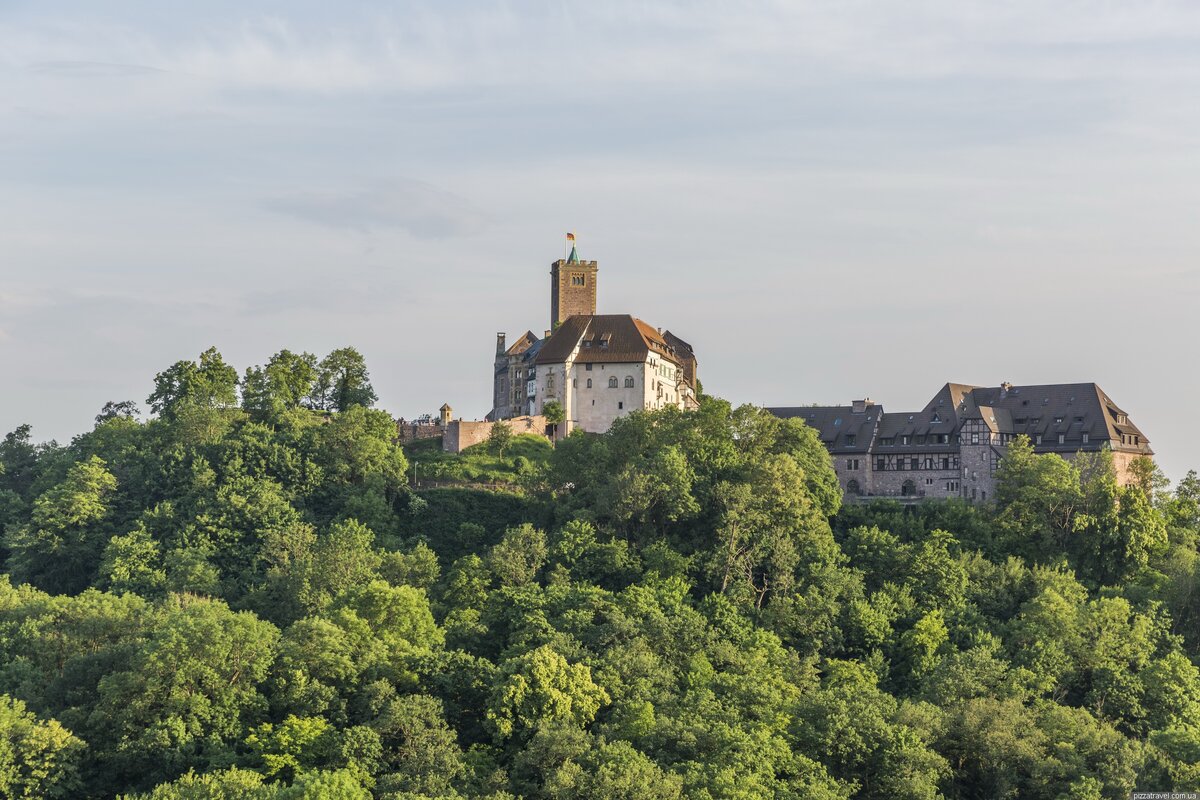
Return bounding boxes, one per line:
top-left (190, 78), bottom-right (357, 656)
top-left (0, 346), bottom-right (1198, 799)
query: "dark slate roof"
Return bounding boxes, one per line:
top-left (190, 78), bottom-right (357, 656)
top-left (769, 381), bottom-right (1151, 457)
top-left (535, 314), bottom-right (681, 366)
top-left (871, 383), bottom-right (973, 451)
top-left (964, 382), bottom-right (1151, 454)
top-left (765, 404), bottom-right (882, 454)
top-left (662, 330), bottom-right (694, 356)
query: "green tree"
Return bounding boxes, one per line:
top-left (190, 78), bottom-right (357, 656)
top-left (486, 645), bottom-right (609, 740)
top-left (89, 594), bottom-right (281, 789)
top-left (0, 695), bottom-right (85, 799)
top-left (543, 400), bottom-right (565, 428)
top-left (310, 348), bottom-right (377, 412)
top-left (100, 523), bottom-right (168, 597)
top-left (4, 455), bottom-right (118, 594)
top-left (96, 400), bottom-right (140, 424)
top-left (488, 421), bottom-right (514, 458)
top-left (488, 524), bottom-right (548, 587)
top-left (147, 347), bottom-right (239, 419)
top-left (242, 350), bottom-right (318, 419)
top-left (368, 694), bottom-right (465, 797)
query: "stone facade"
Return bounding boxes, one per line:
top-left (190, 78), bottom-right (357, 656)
top-left (551, 254), bottom-right (599, 329)
top-left (443, 415), bottom-right (549, 453)
top-left (396, 404), bottom-right (456, 444)
top-left (769, 381), bottom-right (1152, 503)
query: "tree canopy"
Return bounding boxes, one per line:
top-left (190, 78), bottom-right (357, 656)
top-left (0, 347), bottom-right (1197, 797)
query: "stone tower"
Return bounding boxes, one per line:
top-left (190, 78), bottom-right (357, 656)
top-left (549, 244), bottom-right (598, 330)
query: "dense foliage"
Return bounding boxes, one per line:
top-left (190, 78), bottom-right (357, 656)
top-left (1, 346), bottom-right (1198, 798)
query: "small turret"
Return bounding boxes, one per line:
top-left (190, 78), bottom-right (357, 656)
top-left (439, 403), bottom-right (453, 426)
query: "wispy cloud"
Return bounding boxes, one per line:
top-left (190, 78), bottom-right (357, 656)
top-left (263, 180), bottom-right (489, 238)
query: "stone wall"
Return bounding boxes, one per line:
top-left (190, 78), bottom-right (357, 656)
top-left (870, 467), bottom-right (961, 500)
top-left (443, 415), bottom-right (549, 453)
top-left (396, 421), bottom-right (445, 444)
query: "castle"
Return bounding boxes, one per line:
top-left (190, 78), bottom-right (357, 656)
top-left (489, 241), bottom-right (699, 434)
top-left (768, 382), bottom-right (1152, 502)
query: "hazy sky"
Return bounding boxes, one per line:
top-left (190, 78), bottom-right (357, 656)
top-left (2, 1), bottom-right (1199, 479)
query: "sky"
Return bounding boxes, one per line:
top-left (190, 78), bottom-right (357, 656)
top-left (2, 1), bottom-right (1199, 480)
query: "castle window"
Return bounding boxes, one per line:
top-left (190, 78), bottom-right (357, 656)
top-left (586, 363), bottom-right (592, 371)
top-left (587, 379), bottom-right (592, 388)
top-left (909, 457), bottom-right (919, 470)
top-left (846, 479), bottom-right (861, 496)
top-left (571, 274), bottom-right (586, 286)
top-left (608, 376), bottom-right (618, 388)
top-left (618, 402), bottom-right (624, 409)
top-left (941, 457), bottom-right (950, 469)
top-left (971, 433), bottom-right (979, 444)
top-left (876, 457), bottom-right (886, 470)
top-left (845, 434), bottom-right (856, 446)
top-left (902, 435), bottom-right (910, 445)
top-left (1058, 434), bottom-right (1065, 444)
top-left (624, 376), bottom-right (635, 387)
top-left (1082, 432), bottom-right (1089, 443)
top-left (1036, 434), bottom-right (1043, 444)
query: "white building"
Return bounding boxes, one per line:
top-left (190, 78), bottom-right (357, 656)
top-left (489, 244), bottom-right (699, 433)
top-left (531, 314), bottom-right (697, 434)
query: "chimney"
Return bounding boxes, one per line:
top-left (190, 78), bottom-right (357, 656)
top-left (496, 333), bottom-right (507, 354)
top-left (544, 329), bottom-right (552, 339)
top-left (852, 398), bottom-right (874, 413)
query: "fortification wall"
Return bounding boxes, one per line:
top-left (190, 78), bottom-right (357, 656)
top-left (443, 415), bottom-right (549, 453)
top-left (396, 421), bottom-right (445, 444)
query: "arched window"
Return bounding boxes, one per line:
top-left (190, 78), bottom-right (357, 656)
top-left (586, 378), bottom-right (592, 388)
top-left (608, 376), bottom-right (618, 388)
top-left (624, 376), bottom-right (635, 387)
top-left (846, 479), bottom-right (861, 496)
top-left (901, 479), bottom-right (916, 496)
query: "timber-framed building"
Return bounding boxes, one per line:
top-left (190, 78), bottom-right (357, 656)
top-left (768, 382), bottom-right (1151, 502)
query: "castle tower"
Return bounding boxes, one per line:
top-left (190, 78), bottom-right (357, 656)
top-left (550, 242), bottom-right (598, 330)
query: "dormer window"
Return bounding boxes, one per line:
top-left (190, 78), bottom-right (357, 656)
top-left (845, 434), bottom-right (856, 446)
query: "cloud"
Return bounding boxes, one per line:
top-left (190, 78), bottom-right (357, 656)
top-left (263, 180), bottom-right (489, 238)
top-left (26, 60), bottom-right (167, 78)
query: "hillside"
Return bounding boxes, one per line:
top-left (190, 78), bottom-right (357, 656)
top-left (0, 347), bottom-right (1198, 798)
top-left (403, 434), bottom-right (552, 489)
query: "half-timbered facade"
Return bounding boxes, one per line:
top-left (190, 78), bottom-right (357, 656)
top-left (768, 382), bottom-right (1151, 503)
